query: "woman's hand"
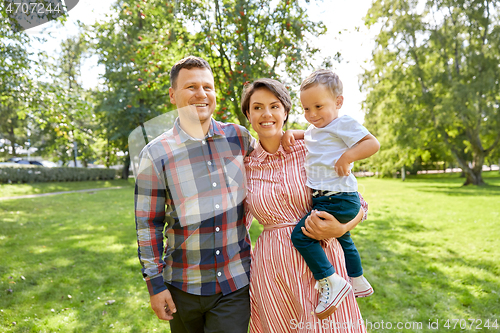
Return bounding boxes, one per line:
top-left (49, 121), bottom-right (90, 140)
top-left (302, 208), bottom-right (364, 240)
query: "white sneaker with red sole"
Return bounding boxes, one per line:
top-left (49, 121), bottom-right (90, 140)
top-left (351, 275), bottom-right (374, 298)
top-left (314, 273), bottom-right (352, 320)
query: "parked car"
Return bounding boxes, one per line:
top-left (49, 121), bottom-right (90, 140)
top-left (12, 159), bottom-right (57, 167)
top-left (40, 161), bottom-right (57, 168)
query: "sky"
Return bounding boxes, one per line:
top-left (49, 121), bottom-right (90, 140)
top-left (25, 0), bottom-right (377, 124)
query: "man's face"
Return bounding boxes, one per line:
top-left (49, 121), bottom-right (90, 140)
top-left (169, 68), bottom-right (216, 125)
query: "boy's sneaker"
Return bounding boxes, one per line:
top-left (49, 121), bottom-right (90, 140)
top-left (351, 275), bottom-right (374, 298)
top-left (314, 273), bottom-right (352, 320)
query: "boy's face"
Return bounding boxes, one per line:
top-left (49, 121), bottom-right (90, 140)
top-left (300, 84), bottom-right (343, 128)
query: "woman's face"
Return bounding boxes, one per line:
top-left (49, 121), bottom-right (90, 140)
top-left (247, 88), bottom-right (287, 141)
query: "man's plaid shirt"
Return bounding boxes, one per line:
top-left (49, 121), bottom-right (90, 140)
top-left (135, 118), bottom-right (255, 296)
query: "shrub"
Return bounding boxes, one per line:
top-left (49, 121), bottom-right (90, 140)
top-left (0, 165), bottom-right (116, 184)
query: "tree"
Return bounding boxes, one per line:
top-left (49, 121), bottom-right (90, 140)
top-left (362, 0), bottom-right (500, 185)
top-left (26, 35), bottom-right (96, 167)
top-left (0, 9), bottom-right (32, 157)
top-left (92, 0), bottom-right (326, 178)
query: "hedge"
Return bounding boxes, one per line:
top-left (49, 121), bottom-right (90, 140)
top-left (0, 165), bottom-right (116, 184)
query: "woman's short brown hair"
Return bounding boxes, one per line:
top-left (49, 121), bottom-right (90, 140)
top-left (241, 78), bottom-right (291, 125)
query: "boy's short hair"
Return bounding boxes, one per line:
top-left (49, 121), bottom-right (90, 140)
top-left (300, 69), bottom-right (343, 97)
top-left (170, 56), bottom-right (213, 88)
top-left (241, 78), bottom-right (291, 125)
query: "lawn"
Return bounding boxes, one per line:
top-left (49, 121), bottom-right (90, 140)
top-left (0, 179), bottom-right (133, 199)
top-left (1, 172), bottom-right (499, 332)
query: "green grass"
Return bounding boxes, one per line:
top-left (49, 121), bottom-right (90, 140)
top-left (0, 182), bottom-right (168, 332)
top-left (1, 172), bottom-right (499, 332)
top-left (0, 179), bottom-right (133, 198)
top-left (353, 171), bottom-right (500, 332)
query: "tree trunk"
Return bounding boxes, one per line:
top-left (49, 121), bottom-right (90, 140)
top-left (8, 122), bottom-right (17, 156)
top-left (463, 168), bottom-right (485, 185)
top-left (122, 154), bottom-right (130, 179)
top-left (401, 165), bottom-right (406, 181)
top-left (456, 153), bottom-right (485, 186)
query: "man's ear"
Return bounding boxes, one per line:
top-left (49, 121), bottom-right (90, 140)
top-left (169, 87), bottom-right (176, 105)
top-left (336, 96), bottom-right (344, 109)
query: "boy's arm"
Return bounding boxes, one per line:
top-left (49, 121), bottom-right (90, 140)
top-left (335, 134), bottom-right (380, 176)
top-left (282, 129), bottom-right (305, 152)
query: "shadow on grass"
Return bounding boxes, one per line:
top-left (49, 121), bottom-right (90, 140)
top-left (355, 215), bottom-right (500, 332)
top-left (414, 184), bottom-right (500, 196)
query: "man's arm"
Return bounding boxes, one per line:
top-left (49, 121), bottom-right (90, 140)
top-left (135, 149), bottom-right (176, 320)
top-left (335, 134), bottom-right (380, 176)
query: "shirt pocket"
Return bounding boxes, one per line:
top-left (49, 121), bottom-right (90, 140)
top-left (166, 164), bottom-right (199, 200)
top-left (223, 156), bottom-right (246, 209)
top-left (165, 165), bottom-right (202, 227)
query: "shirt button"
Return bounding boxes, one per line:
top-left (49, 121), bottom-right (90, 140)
top-left (207, 161), bottom-right (212, 165)
top-left (216, 250), bottom-right (220, 255)
top-left (216, 227), bottom-right (220, 232)
top-left (215, 204), bottom-right (220, 209)
top-left (212, 182), bottom-right (217, 187)
top-left (217, 272), bottom-right (222, 277)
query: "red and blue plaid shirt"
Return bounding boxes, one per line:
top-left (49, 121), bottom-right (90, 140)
top-left (135, 118), bottom-right (255, 296)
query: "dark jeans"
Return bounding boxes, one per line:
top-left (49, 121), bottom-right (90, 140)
top-left (166, 283), bottom-right (250, 333)
top-left (291, 192), bottom-right (363, 280)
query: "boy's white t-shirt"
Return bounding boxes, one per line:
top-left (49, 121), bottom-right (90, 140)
top-left (304, 115), bottom-right (370, 193)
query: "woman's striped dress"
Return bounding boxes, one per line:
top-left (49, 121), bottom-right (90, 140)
top-left (245, 140), bottom-right (367, 333)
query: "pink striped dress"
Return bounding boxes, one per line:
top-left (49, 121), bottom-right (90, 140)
top-left (245, 140), bottom-right (367, 333)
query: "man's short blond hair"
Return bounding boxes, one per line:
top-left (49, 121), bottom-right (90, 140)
top-left (300, 69), bottom-right (343, 97)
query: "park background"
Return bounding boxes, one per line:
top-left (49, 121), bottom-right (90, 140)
top-left (1, 0), bottom-right (499, 332)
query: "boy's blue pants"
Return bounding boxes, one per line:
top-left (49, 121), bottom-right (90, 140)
top-left (291, 192), bottom-right (363, 280)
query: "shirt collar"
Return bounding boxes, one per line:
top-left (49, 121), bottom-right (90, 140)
top-left (173, 118), bottom-right (222, 144)
top-left (254, 140), bottom-right (287, 161)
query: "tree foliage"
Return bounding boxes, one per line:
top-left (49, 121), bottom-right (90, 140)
top-left (91, 0), bottom-right (326, 177)
top-left (362, 0), bottom-right (500, 185)
top-left (0, 9), bottom-right (32, 156)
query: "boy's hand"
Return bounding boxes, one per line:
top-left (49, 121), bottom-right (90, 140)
top-left (282, 130), bottom-right (296, 152)
top-left (334, 154), bottom-right (352, 176)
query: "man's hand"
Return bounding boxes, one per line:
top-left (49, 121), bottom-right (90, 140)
top-left (150, 289), bottom-right (177, 321)
top-left (282, 130), bottom-right (296, 152)
top-left (334, 154), bottom-right (352, 177)
top-left (301, 210), bottom-right (348, 240)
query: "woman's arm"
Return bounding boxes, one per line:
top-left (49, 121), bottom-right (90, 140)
top-left (302, 192), bottom-right (368, 240)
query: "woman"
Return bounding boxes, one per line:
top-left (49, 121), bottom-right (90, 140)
top-left (242, 79), bottom-right (367, 333)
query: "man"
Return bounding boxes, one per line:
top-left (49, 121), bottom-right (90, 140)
top-left (135, 56), bottom-right (255, 332)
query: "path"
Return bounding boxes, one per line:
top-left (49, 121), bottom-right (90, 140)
top-left (0, 186), bottom-right (125, 201)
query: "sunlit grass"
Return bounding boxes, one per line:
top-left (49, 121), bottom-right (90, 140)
top-left (0, 179), bottom-right (133, 198)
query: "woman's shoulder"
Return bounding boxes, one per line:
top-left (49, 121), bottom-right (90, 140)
top-left (286, 139), bottom-right (307, 157)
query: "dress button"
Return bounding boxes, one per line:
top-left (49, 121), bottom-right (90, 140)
top-left (217, 272), bottom-right (222, 277)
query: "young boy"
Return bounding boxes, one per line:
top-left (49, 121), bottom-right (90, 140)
top-left (283, 69), bottom-right (380, 320)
